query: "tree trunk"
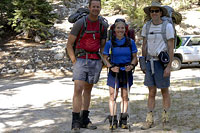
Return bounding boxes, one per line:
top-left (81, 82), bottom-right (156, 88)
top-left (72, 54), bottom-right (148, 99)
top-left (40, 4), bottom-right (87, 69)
top-left (134, 0), bottom-right (137, 8)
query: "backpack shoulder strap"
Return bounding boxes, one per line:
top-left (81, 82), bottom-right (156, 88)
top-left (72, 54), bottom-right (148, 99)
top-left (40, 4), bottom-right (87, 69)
top-left (110, 37), bottom-right (133, 62)
top-left (75, 16), bottom-right (87, 44)
top-left (161, 20), bottom-right (169, 49)
top-left (145, 20), bottom-right (152, 40)
top-left (74, 16), bottom-right (87, 56)
top-left (145, 20), bottom-right (151, 60)
top-left (79, 16), bottom-right (87, 40)
top-left (127, 37), bottom-right (133, 61)
top-left (99, 16), bottom-right (108, 38)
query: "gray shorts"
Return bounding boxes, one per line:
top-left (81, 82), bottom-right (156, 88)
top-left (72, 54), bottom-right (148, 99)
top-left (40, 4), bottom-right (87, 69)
top-left (144, 61), bottom-right (170, 88)
top-left (73, 58), bottom-right (102, 84)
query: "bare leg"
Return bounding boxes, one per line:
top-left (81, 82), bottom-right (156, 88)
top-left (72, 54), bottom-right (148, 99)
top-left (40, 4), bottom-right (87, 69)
top-left (73, 80), bottom-right (84, 113)
top-left (82, 81), bottom-right (93, 110)
top-left (148, 86), bottom-right (157, 111)
top-left (161, 88), bottom-right (170, 110)
top-left (109, 86), bottom-right (119, 116)
top-left (120, 88), bottom-right (128, 113)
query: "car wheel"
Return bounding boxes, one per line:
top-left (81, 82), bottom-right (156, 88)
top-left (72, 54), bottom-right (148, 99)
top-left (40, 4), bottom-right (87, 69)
top-left (171, 57), bottom-right (181, 71)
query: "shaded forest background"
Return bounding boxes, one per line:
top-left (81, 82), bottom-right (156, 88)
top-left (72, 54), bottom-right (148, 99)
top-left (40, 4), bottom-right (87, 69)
top-left (0, 0), bottom-right (200, 42)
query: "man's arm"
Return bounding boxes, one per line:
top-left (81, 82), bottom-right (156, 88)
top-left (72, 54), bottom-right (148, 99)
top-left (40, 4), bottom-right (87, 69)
top-left (167, 38), bottom-right (174, 68)
top-left (164, 38), bottom-right (174, 77)
top-left (103, 54), bottom-right (112, 68)
top-left (100, 39), bottom-right (106, 53)
top-left (66, 34), bottom-right (77, 65)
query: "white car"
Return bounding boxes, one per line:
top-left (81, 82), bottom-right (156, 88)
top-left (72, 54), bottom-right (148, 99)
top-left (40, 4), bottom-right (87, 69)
top-left (172, 35), bottom-right (200, 70)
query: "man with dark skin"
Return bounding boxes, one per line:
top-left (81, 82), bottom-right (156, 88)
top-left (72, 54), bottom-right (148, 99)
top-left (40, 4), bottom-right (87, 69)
top-left (66, 0), bottom-right (108, 132)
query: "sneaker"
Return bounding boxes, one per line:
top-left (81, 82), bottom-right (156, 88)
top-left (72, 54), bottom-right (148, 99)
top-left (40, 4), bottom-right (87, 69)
top-left (141, 112), bottom-right (154, 130)
top-left (162, 111), bottom-right (171, 131)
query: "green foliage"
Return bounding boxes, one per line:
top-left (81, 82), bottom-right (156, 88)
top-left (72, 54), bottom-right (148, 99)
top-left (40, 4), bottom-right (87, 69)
top-left (8, 0), bottom-right (57, 39)
top-left (101, 0), bottom-right (151, 29)
top-left (102, 0), bottom-right (199, 30)
top-left (0, 0), bottom-right (14, 37)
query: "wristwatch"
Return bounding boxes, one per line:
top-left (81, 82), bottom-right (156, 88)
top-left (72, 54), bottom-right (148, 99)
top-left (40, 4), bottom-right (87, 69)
top-left (131, 64), bottom-right (135, 69)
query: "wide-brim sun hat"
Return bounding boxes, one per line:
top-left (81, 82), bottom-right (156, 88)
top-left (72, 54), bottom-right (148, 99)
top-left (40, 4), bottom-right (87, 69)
top-left (144, 1), bottom-right (168, 16)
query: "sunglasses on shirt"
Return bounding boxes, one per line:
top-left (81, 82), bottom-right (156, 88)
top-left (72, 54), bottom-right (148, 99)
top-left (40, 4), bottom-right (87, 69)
top-left (150, 10), bottom-right (160, 13)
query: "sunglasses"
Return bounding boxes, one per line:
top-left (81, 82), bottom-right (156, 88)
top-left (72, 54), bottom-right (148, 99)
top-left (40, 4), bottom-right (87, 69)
top-left (115, 18), bottom-right (126, 23)
top-left (150, 10), bottom-right (160, 13)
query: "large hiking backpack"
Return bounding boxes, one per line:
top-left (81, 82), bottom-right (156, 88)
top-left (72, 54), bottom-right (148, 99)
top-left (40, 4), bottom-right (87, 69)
top-left (145, 5), bottom-right (182, 49)
top-left (68, 8), bottom-right (89, 23)
top-left (67, 8), bottom-right (108, 57)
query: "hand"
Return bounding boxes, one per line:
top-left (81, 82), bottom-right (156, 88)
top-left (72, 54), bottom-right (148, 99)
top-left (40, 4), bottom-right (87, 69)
top-left (163, 66), bottom-right (171, 77)
top-left (111, 66), bottom-right (119, 73)
top-left (72, 59), bottom-right (77, 65)
top-left (125, 65), bottom-right (134, 72)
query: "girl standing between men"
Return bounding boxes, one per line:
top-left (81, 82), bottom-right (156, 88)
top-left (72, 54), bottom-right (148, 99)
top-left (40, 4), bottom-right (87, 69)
top-left (103, 19), bottom-right (138, 130)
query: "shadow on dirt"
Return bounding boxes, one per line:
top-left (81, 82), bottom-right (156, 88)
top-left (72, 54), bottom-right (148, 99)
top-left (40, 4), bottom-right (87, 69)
top-left (1, 87), bottom-right (199, 132)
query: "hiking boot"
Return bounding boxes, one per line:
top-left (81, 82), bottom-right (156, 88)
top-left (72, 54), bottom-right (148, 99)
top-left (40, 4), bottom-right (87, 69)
top-left (80, 110), bottom-right (97, 130)
top-left (162, 110), bottom-right (171, 131)
top-left (104, 115), bottom-right (118, 130)
top-left (108, 115), bottom-right (118, 130)
top-left (71, 112), bottom-right (81, 133)
top-left (119, 113), bottom-right (129, 129)
top-left (141, 111), bottom-right (154, 130)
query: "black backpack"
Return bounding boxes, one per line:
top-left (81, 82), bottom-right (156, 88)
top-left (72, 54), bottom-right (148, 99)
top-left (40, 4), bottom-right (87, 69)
top-left (68, 8), bottom-right (89, 23)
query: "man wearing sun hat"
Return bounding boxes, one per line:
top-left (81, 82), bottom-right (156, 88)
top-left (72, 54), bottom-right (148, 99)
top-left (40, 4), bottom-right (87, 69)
top-left (140, 1), bottom-right (174, 131)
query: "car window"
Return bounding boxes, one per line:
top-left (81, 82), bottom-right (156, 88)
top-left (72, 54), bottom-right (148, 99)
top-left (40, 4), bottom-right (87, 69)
top-left (190, 37), bottom-right (200, 46)
top-left (181, 37), bottom-right (189, 46)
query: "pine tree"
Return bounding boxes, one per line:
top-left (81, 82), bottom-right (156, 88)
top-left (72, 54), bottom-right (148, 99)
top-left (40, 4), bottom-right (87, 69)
top-left (0, 0), bottom-right (14, 38)
top-left (9, 0), bottom-right (57, 39)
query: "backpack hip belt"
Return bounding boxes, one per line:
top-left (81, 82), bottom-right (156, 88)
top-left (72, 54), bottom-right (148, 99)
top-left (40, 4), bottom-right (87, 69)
top-left (146, 56), bottom-right (159, 75)
top-left (76, 50), bottom-right (100, 64)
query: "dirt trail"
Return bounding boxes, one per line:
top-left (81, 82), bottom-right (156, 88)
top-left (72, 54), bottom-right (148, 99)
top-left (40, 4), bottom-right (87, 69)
top-left (0, 67), bottom-right (200, 133)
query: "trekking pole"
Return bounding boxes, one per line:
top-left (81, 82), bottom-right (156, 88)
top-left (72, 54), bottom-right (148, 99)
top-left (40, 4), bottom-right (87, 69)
top-left (111, 72), bottom-right (118, 130)
top-left (126, 71), bottom-right (132, 131)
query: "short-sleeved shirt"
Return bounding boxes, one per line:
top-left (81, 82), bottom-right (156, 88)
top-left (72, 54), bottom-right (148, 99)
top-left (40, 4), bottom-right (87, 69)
top-left (103, 37), bottom-right (138, 65)
top-left (141, 22), bottom-right (174, 56)
top-left (70, 16), bottom-right (107, 39)
top-left (70, 16), bottom-right (108, 59)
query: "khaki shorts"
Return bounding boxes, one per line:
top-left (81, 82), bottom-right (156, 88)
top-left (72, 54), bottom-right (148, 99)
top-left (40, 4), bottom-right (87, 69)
top-left (73, 58), bottom-right (102, 84)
